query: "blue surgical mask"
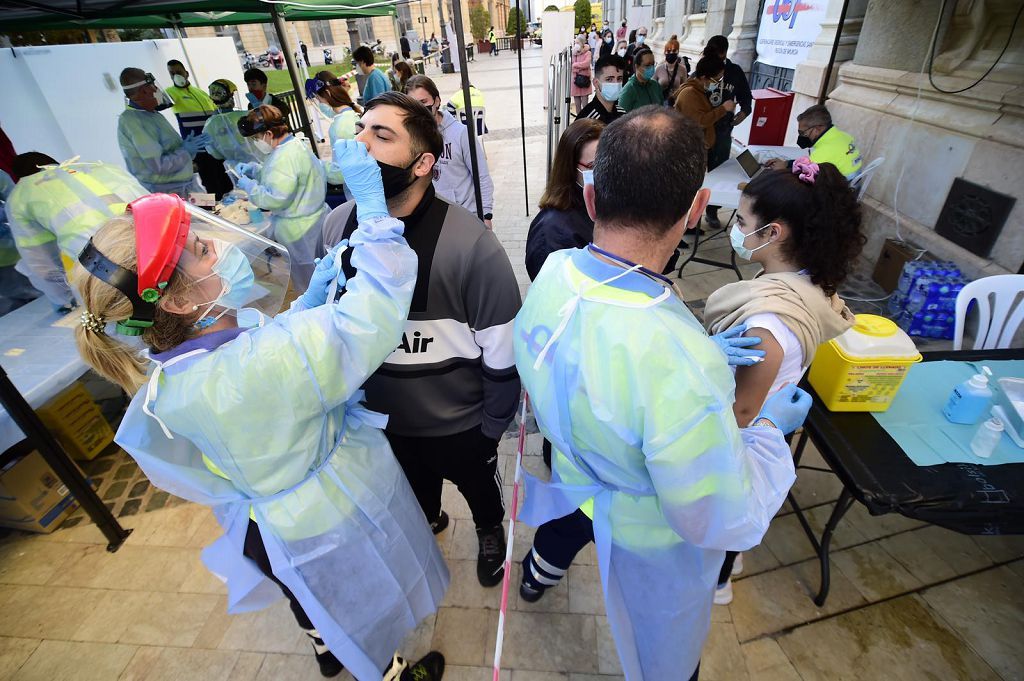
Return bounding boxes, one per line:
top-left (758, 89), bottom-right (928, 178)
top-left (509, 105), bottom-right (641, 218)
top-left (729, 222), bottom-right (774, 260)
top-left (601, 82), bottom-right (622, 101)
top-left (194, 239), bottom-right (256, 326)
top-left (636, 34), bottom-right (646, 45)
top-left (643, 65), bottom-right (655, 80)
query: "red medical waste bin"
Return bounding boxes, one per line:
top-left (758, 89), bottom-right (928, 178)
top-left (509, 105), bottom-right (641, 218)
top-left (747, 88), bottom-right (794, 146)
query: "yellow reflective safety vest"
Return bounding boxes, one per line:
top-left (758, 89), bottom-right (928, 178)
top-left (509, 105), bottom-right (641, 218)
top-left (809, 126), bottom-right (863, 180)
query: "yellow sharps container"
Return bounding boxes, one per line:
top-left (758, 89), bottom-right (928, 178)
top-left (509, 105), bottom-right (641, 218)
top-left (808, 314), bottom-right (922, 412)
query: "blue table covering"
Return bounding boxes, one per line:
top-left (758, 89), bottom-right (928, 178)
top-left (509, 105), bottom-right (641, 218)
top-left (873, 360), bottom-right (1024, 466)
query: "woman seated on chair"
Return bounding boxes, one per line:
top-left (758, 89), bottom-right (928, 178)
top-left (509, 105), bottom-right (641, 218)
top-left (702, 158), bottom-right (865, 606)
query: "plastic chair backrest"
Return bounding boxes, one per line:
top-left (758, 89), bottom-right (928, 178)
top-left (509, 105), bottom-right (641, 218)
top-left (459, 107), bottom-right (487, 136)
top-left (954, 274), bottom-right (1024, 350)
top-left (851, 156), bottom-right (884, 201)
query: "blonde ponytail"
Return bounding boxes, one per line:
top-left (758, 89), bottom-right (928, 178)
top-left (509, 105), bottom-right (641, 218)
top-left (70, 216), bottom-right (198, 395)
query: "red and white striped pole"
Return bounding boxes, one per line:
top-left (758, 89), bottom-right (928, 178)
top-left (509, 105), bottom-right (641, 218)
top-left (492, 394), bottom-right (529, 681)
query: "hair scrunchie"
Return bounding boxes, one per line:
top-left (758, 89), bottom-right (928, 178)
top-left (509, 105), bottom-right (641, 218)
top-left (792, 156), bottom-right (820, 185)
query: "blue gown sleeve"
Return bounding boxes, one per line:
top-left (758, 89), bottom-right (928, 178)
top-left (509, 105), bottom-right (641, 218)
top-left (274, 215), bottom-right (418, 409)
top-left (641, 323), bottom-right (796, 552)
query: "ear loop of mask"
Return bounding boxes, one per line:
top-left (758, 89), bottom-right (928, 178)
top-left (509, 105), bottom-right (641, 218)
top-left (191, 270), bottom-right (232, 329)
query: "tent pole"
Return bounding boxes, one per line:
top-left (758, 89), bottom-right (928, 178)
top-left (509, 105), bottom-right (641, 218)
top-left (173, 23), bottom-right (204, 91)
top-left (270, 5), bottom-right (318, 154)
top-left (450, 0), bottom-right (484, 221)
top-left (515, 0), bottom-right (528, 216)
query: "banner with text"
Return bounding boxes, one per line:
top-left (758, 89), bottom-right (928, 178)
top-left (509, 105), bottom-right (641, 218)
top-left (755, 0), bottom-right (828, 70)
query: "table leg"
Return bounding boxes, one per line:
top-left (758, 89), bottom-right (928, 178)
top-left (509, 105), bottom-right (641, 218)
top-left (793, 429), bottom-right (810, 466)
top-left (0, 364), bottom-right (131, 551)
top-left (813, 487), bottom-right (854, 607)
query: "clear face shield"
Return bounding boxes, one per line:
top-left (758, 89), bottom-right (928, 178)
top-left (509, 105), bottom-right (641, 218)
top-left (122, 72), bottom-right (174, 111)
top-left (179, 204), bottom-right (292, 328)
top-left (78, 195), bottom-right (292, 336)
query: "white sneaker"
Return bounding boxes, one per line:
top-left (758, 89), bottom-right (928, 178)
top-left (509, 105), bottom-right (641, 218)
top-left (731, 553), bottom-right (744, 577)
top-left (713, 579), bottom-right (733, 605)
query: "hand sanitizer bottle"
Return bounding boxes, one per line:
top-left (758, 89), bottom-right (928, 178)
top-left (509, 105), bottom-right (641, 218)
top-left (943, 367), bottom-right (994, 425)
top-left (970, 417), bottom-right (1004, 458)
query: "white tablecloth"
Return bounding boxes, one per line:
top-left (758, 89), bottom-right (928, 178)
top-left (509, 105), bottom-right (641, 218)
top-left (0, 299), bottom-right (90, 453)
top-left (703, 145), bottom-right (807, 208)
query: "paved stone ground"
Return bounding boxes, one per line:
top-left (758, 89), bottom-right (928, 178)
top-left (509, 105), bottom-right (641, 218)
top-left (1, 49), bottom-right (1020, 681)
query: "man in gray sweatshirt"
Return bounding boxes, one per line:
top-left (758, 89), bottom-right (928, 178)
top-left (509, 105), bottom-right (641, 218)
top-left (405, 75), bottom-right (495, 228)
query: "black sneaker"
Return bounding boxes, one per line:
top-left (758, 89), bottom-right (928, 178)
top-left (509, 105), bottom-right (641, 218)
top-left (704, 212), bottom-right (721, 231)
top-left (402, 651), bottom-right (445, 681)
top-left (304, 629), bottom-right (344, 677)
top-left (430, 510), bottom-right (449, 535)
top-left (476, 524), bottom-right (506, 587)
top-left (519, 580), bottom-right (545, 603)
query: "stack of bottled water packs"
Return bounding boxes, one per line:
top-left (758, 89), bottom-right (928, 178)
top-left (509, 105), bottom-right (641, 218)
top-left (888, 260), bottom-right (969, 340)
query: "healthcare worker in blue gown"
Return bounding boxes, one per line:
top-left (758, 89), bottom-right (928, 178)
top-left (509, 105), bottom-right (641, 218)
top-left (513, 107), bottom-right (810, 681)
top-left (70, 140), bottom-right (448, 681)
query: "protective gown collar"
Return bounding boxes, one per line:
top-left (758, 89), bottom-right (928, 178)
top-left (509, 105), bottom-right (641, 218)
top-left (573, 245), bottom-right (671, 299)
top-left (151, 327), bottom-right (246, 369)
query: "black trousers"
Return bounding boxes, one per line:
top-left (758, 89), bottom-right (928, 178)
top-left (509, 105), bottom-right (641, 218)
top-left (242, 518), bottom-right (314, 630)
top-left (195, 151), bottom-right (233, 200)
top-left (525, 509), bottom-right (701, 681)
top-left (718, 551), bottom-right (739, 586)
top-left (387, 426), bottom-right (505, 531)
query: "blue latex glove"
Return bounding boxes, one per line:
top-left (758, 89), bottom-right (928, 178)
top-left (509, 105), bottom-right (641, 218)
top-left (182, 132), bottom-right (211, 157)
top-left (333, 139), bottom-right (388, 221)
top-left (234, 162), bottom-right (261, 179)
top-left (757, 383), bottom-right (813, 434)
top-left (710, 324), bottom-right (766, 366)
top-left (236, 175), bottom-right (257, 194)
top-left (299, 243), bottom-right (347, 308)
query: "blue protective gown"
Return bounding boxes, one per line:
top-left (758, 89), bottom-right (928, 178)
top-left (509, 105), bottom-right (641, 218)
top-left (513, 247), bottom-right (796, 680)
top-left (115, 215), bottom-right (447, 681)
top-left (116, 106), bottom-right (195, 196)
top-left (203, 110), bottom-right (261, 167)
top-left (247, 136), bottom-right (329, 290)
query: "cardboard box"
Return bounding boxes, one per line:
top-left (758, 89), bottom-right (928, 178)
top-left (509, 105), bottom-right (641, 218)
top-left (36, 382), bottom-right (114, 461)
top-left (872, 238), bottom-right (920, 293)
top-left (0, 442), bottom-right (83, 533)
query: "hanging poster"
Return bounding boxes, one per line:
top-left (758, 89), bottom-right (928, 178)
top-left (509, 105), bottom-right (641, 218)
top-left (755, 0), bottom-right (828, 70)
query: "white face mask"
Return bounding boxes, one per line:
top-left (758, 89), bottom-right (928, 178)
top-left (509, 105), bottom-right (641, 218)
top-left (729, 222), bottom-right (774, 260)
top-left (617, 48), bottom-right (627, 57)
top-left (252, 136), bottom-right (273, 155)
top-left (172, 74), bottom-right (188, 88)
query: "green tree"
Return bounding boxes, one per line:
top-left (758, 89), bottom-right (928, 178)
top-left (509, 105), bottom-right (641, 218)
top-left (573, 0), bottom-right (591, 31)
top-left (544, 4), bottom-right (560, 11)
top-left (507, 7), bottom-right (527, 36)
top-left (469, 5), bottom-right (491, 42)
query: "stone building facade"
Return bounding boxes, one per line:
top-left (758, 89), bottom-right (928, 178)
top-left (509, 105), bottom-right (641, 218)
top-left (600, 0), bottom-right (1023, 278)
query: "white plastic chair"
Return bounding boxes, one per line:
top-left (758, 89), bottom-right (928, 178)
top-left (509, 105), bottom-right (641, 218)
top-left (850, 156), bottom-right (884, 201)
top-left (458, 106), bottom-right (488, 137)
top-left (953, 274), bottom-right (1024, 350)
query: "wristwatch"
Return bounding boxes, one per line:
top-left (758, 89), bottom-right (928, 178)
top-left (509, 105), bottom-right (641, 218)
top-left (752, 418), bottom-right (777, 429)
top-left (483, 213), bottom-right (493, 220)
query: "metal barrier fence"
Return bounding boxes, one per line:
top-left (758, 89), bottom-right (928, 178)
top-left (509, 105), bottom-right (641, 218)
top-left (545, 47), bottom-right (572, 178)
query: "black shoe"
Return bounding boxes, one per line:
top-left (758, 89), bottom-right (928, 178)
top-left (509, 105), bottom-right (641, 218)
top-left (476, 524), bottom-right (506, 587)
top-left (519, 580), bottom-right (545, 603)
top-left (430, 510), bottom-right (449, 535)
top-left (704, 212), bottom-right (721, 231)
top-left (402, 651), bottom-right (445, 681)
top-left (305, 629), bottom-right (344, 677)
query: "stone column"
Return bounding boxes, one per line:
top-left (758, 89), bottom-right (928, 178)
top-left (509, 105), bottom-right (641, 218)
top-left (704, 0), bottom-right (736, 41)
top-left (789, 0), bottom-right (868, 124)
top-left (725, 0), bottom-right (760, 72)
top-left (853, 0), bottom-right (948, 71)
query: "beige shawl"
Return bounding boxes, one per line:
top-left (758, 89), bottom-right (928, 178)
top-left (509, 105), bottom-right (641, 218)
top-left (703, 272), bottom-right (855, 366)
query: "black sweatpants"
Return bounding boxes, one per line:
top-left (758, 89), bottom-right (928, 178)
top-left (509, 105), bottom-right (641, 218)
top-left (523, 509), bottom-right (700, 681)
top-left (242, 518), bottom-right (314, 630)
top-left (195, 151), bottom-right (233, 200)
top-left (387, 425), bottom-right (505, 531)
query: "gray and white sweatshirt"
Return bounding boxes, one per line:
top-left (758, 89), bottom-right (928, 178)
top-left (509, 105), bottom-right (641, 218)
top-left (322, 187), bottom-right (520, 439)
top-left (433, 110), bottom-right (494, 216)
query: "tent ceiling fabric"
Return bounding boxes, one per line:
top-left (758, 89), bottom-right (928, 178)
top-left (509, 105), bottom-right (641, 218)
top-left (0, 0), bottom-right (397, 31)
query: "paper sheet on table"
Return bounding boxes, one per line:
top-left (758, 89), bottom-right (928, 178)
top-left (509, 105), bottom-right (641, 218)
top-left (873, 360), bottom-right (1024, 466)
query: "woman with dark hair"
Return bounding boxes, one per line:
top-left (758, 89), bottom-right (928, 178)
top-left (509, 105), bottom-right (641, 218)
top-left (525, 118), bottom-right (604, 280)
top-left (673, 55), bottom-right (736, 150)
top-left (599, 28), bottom-right (615, 59)
top-left (525, 117), bottom-right (605, 467)
top-left (703, 159), bottom-right (865, 605)
top-left (234, 105), bottom-right (328, 290)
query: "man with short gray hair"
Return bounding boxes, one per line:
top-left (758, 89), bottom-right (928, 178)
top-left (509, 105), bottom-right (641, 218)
top-left (767, 103), bottom-right (863, 179)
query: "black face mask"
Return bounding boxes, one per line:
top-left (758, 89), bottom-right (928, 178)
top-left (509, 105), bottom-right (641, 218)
top-left (796, 134), bottom-right (813, 149)
top-left (377, 153), bottom-right (424, 199)
top-left (666, 53), bottom-right (678, 64)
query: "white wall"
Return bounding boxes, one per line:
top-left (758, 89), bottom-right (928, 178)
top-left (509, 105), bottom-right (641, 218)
top-left (0, 38), bottom-right (245, 170)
